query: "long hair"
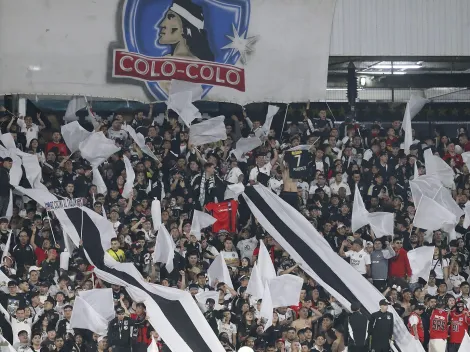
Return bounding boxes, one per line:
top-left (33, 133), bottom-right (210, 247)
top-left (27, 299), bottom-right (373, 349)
top-left (170, 17), bottom-right (214, 61)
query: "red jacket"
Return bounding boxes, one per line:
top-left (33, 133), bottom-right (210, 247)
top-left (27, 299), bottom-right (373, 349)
top-left (388, 247), bottom-right (412, 278)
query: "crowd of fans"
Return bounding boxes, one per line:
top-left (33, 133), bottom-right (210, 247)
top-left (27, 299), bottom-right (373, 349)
top-left (0, 102), bottom-right (470, 352)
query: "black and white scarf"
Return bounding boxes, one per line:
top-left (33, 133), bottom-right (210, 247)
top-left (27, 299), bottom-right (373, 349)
top-left (199, 172), bottom-right (215, 206)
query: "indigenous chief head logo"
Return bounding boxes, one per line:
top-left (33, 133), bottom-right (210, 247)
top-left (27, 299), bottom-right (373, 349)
top-left (113, 0), bottom-right (255, 100)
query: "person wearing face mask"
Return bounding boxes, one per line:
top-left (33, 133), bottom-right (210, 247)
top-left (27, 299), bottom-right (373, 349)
top-left (448, 300), bottom-right (470, 352)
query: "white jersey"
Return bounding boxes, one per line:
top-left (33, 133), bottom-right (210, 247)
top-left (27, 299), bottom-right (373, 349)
top-left (345, 249), bottom-right (371, 275)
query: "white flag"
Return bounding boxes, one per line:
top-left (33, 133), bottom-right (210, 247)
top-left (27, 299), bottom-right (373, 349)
top-left (0, 334), bottom-right (17, 352)
top-left (231, 136), bottom-right (263, 161)
top-left (352, 184), bottom-right (369, 232)
top-left (255, 105), bottom-right (280, 139)
top-left (1, 231), bottom-right (11, 263)
top-left (413, 196), bottom-right (455, 231)
top-left (258, 241), bottom-right (276, 284)
top-left (79, 288), bottom-right (116, 321)
top-left (433, 186), bottom-right (464, 222)
top-left (207, 254), bottom-right (233, 288)
top-left (246, 263), bottom-right (265, 299)
top-left (151, 199), bottom-right (162, 231)
top-left (189, 116), bottom-right (227, 146)
top-left (402, 95), bottom-right (428, 155)
top-left (148, 336), bottom-right (160, 352)
top-left (64, 96), bottom-right (87, 122)
top-left (92, 167), bottom-right (108, 195)
top-left (191, 210), bottom-right (216, 240)
top-left (153, 224), bottom-right (176, 273)
top-left (462, 152), bottom-right (470, 170)
top-left (224, 183), bottom-right (246, 200)
top-left (122, 155), bottom-right (135, 199)
top-left (61, 121), bottom-right (93, 153)
top-left (368, 212), bottom-right (394, 238)
top-left (170, 80), bottom-right (203, 102)
top-left (195, 291), bottom-right (220, 313)
top-left (167, 90), bottom-right (200, 127)
top-left (124, 124), bottom-right (158, 161)
top-left (260, 284), bottom-right (273, 331)
top-left (70, 296), bottom-right (109, 335)
top-left (409, 175), bottom-right (443, 206)
top-left (79, 132), bottom-right (120, 168)
top-left (408, 246), bottom-right (435, 283)
top-left (60, 249), bottom-right (70, 271)
top-left (413, 161), bottom-right (419, 180)
top-left (0, 269), bottom-right (10, 293)
top-left (458, 331), bottom-right (470, 352)
top-left (424, 148), bottom-right (455, 188)
top-left (268, 274), bottom-right (303, 308)
top-left (464, 201), bottom-right (470, 229)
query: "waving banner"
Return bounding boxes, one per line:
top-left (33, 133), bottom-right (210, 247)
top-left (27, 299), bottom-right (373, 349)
top-left (0, 0), bottom-right (336, 104)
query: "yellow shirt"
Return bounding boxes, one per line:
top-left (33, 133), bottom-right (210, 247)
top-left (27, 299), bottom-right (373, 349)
top-left (107, 249), bottom-right (126, 262)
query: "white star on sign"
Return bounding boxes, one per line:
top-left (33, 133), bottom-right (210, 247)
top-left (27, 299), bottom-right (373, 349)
top-left (222, 24), bottom-right (258, 65)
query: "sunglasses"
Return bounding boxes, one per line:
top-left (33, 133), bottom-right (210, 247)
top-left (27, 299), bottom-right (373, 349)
top-left (395, 241), bottom-right (403, 244)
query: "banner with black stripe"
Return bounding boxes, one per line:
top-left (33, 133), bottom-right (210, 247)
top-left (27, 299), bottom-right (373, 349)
top-left (62, 206), bottom-right (225, 352)
top-left (242, 185), bottom-right (423, 352)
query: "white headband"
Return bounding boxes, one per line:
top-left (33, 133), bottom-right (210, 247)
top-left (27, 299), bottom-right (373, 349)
top-left (170, 4), bottom-right (204, 30)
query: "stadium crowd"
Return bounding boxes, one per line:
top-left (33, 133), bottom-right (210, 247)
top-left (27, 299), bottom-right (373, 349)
top-left (0, 102), bottom-right (470, 352)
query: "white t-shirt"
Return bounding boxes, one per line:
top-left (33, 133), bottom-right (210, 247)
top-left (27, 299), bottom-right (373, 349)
top-left (237, 237), bottom-right (258, 262)
top-left (345, 249), bottom-right (371, 275)
top-left (248, 163), bottom-right (272, 182)
top-left (309, 184), bottom-right (331, 197)
top-left (217, 320), bottom-right (237, 343)
top-left (225, 167), bottom-right (243, 184)
top-left (330, 181), bottom-right (351, 196)
top-left (431, 258), bottom-right (449, 280)
top-left (408, 314), bottom-right (419, 327)
top-left (17, 119), bottom-right (40, 147)
top-left (220, 250), bottom-right (239, 267)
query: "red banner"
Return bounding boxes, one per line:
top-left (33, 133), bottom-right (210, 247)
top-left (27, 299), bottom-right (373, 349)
top-left (113, 50), bottom-right (245, 92)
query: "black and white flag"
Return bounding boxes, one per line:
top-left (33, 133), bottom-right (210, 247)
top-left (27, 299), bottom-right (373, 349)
top-left (242, 185), bottom-right (424, 352)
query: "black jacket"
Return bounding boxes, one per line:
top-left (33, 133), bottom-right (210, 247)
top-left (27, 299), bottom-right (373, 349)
top-left (0, 167), bottom-right (10, 196)
top-left (107, 317), bottom-right (138, 347)
top-left (344, 311), bottom-right (369, 347)
top-left (369, 310), bottom-right (394, 348)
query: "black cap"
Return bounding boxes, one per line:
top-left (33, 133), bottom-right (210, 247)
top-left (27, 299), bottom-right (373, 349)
top-left (351, 302), bottom-right (361, 311)
top-left (379, 299), bottom-right (390, 306)
top-left (7, 280), bottom-right (17, 287)
top-left (188, 283), bottom-right (199, 290)
top-left (415, 303), bottom-right (425, 311)
top-left (116, 307), bottom-right (125, 314)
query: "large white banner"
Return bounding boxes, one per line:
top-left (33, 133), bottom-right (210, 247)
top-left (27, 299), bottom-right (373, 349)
top-left (0, 0), bottom-right (336, 104)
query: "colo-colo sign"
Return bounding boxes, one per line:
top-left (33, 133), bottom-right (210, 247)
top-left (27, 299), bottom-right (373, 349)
top-left (113, 0), bottom-right (253, 100)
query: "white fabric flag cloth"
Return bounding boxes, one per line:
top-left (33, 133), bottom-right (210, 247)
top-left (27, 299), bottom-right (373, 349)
top-left (352, 185), bottom-right (370, 232)
top-left (231, 136), bottom-right (263, 161)
top-left (189, 116), bottom-right (227, 146)
top-left (151, 199), bottom-right (162, 231)
top-left (170, 80), bottom-right (203, 102)
top-left (268, 274), bottom-right (304, 308)
top-left (413, 196), bottom-right (456, 231)
top-left (207, 254), bottom-right (233, 288)
top-left (0, 269), bottom-right (10, 293)
top-left (153, 224), bottom-right (176, 273)
top-left (148, 336), bottom-right (160, 352)
top-left (402, 95), bottom-right (428, 154)
top-left (459, 331), bottom-right (470, 352)
top-left (64, 96), bottom-right (87, 122)
top-left (70, 296), bottom-right (109, 335)
top-left (124, 124), bottom-right (158, 161)
top-left (255, 105), bottom-right (280, 139)
top-left (61, 121), bottom-right (92, 153)
top-left (195, 291), bottom-right (219, 313)
top-left (408, 246), bottom-right (435, 283)
top-left (167, 90), bottom-right (200, 127)
top-left (0, 334), bottom-right (17, 352)
top-left (79, 132), bottom-right (120, 168)
top-left (368, 212), bottom-right (394, 238)
top-left (409, 175), bottom-right (443, 206)
top-left (224, 183), bottom-right (246, 200)
top-left (424, 148), bottom-right (455, 188)
top-left (60, 249), bottom-right (70, 271)
top-left (17, 151), bottom-right (47, 189)
top-left (92, 167), bottom-right (108, 195)
top-left (413, 160), bottom-right (419, 180)
top-left (79, 288), bottom-right (116, 321)
top-left (1, 231), bottom-right (11, 263)
top-left (462, 152), bottom-right (470, 170)
top-left (433, 186), bottom-right (464, 222)
top-left (260, 284), bottom-right (273, 331)
top-left (242, 184), bottom-right (424, 352)
top-left (246, 263), bottom-right (264, 299)
top-left (60, 207), bottom-right (226, 352)
top-left (122, 155), bottom-right (135, 199)
top-left (258, 241), bottom-right (276, 284)
top-left (464, 201), bottom-right (470, 229)
top-left (191, 210), bottom-right (216, 240)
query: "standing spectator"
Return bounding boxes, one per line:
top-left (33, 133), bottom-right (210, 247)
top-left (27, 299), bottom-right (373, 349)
top-left (428, 303), bottom-right (449, 352)
top-left (388, 237), bottom-right (412, 287)
top-left (339, 239), bottom-right (371, 278)
top-left (108, 307), bottom-right (136, 352)
top-left (344, 302), bottom-right (369, 352)
top-left (0, 157), bottom-right (12, 217)
top-left (368, 299), bottom-right (394, 352)
top-left (370, 239), bottom-right (395, 292)
top-left (408, 303), bottom-right (426, 346)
